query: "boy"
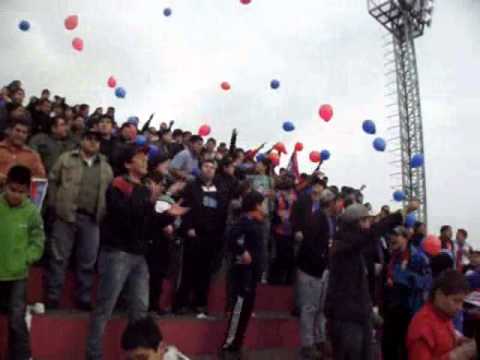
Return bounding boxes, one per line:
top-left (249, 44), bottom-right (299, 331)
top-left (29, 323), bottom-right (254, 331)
top-left (0, 165), bottom-right (45, 360)
top-left (220, 191), bottom-right (265, 359)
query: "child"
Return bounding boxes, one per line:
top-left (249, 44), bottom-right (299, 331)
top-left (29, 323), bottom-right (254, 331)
top-left (220, 191), bottom-right (265, 359)
top-left (0, 165), bottom-right (45, 359)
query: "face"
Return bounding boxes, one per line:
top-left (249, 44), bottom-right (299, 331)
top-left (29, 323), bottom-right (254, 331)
top-left (52, 118), bottom-right (68, 139)
top-left (161, 132), bottom-right (172, 144)
top-left (126, 152), bottom-right (148, 177)
top-left (442, 227), bottom-right (453, 239)
top-left (80, 106), bottom-right (90, 117)
top-left (310, 184), bottom-right (325, 202)
top-left (224, 163), bottom-right (235, 176)
top-left (12, 89), bottom-right (25, 105)
top-left (125, 346), bottom-right (165, 360)
top-left (98, 119), bottom-right (113, 136)
top-left (122, 125), bottom-right (137, 142)
top-left (359, 217), bottom-right (372, 230)
top-left (72, 116), bottom-right (85, 131)
top-left (255, 162), bottom-right (266, 174)
top-left (81, 135), bottom-right (101, 156)
top-left (53, 106), bottom-right (64, 117)
top-left (10, 106), bottom-right (27, 119)
top-left (191, 140), bottom-right (204, 155)
top-left (9, 124), bottom-right (29, 146)
top-left (39, 101), bottom-right (51, 114)
top-left (154, 160), bottom-right (170, 176)
top-left (206, 141), bottom-right (216, 152)
top-left (201, 162), bottom-right (217, 180)
top-left (41, 90), bottom-right (50, 100)
top-left (5, 182), bottom-right (29, 207)
top-left (64, 108), bottom-right (73, 119)
top-left (390, 234), bottom-right (407, 252)
top-left (174, 134), bottom-right (183, 144)
top-left (435, 291), bottom-right (467, 318)
top-left (417, 223), bottom-right (427, 235)
top-left (183, 133), bottom-right (192, 144)
top-left (456, 230), bottom-right (466, 244)
top-left (160, 122), bottom-right (168, 130)
top-left (107, 108), bottom-right (115, 116)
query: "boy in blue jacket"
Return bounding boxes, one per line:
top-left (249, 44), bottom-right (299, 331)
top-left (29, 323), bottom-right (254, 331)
top-left (220, 191), bottom-right (265, 359)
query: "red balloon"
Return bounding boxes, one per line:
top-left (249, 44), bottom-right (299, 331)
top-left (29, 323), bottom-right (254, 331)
top-left (274, 142), bottom-right (287, 155)
top-left (309, 151), bottom-right (321, 163)
top-left (422, 234), bottom-right (441, 257)
top-left (64, 15), bottom-right (78, 31)
top-left (107, 76), bottom-right (117, 88)
top-left (240, 0), bottom-right (252, 4)
top-left (268, 152), bottom-right (280, 167)
top-left (319, 104), bottom-right (333, 122)
top-left (198, 124), bottom-right (211, 137)
top-left (294, 142), bottom-right (304, 152)
top-left (221, 81), bottom-right (231, 91)
top-left (72, 37), bottom-right (84, 51)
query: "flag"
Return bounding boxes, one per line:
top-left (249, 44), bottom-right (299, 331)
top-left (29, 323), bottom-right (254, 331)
top-left (287, 150), bottom-right (300, 180)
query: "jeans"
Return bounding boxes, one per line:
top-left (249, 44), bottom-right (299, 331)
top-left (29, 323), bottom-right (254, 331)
top-left (330, 319), bottom-right (373, 360)
top-left (46, 213), bottom-right (100, 304)
top-left (86, 249), bottom-right (149, 360)
top-left (0, 280), bottom-right (30, 360)
top-left (297, 269), bottom-right (329, 347)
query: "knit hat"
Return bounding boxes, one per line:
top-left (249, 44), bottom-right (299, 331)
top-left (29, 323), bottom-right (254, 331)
top-left (340, 203), bottom-right (370, 224)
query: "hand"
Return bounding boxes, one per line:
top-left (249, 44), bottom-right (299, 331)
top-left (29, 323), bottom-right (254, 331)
top-left (163, 225), bottom-right (174, 237)
top-left (168, 181), bottom-right (186, 196)
top-left (232, 128), bottom-right (238, 136)
top-left (167, 202), bottom-right (190, 217)
top-left (240, 251), bottom-right (252, 265)
top-left (294, 231), bottom-right (304, 242)
top-left (187, 229), bottom-right (196, 238)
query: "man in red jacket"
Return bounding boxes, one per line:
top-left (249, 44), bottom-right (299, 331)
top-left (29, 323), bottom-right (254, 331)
top-left (406, 270), bottom-right (477, 360)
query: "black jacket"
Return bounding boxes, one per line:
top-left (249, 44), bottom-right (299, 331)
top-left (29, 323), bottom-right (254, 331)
top-left (290, 193), bottom-right (319, 234)
top-left (325, 212), bottom-right (403, 324)
top-left (296, 209), bottom-right (331, 278)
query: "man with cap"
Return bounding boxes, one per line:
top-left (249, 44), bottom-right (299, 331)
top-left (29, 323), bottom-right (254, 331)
top-left (325, 200), bottom-right (419, 360)
top-left (45, 129), bottom-right (113, 311)
top-left (86, 144), bottom-right (188, 360)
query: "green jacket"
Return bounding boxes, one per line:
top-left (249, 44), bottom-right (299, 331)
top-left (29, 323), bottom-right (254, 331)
top-left (0, 194), bottom-right (45, 281)
top-left (48, 150), bottom-right (113, 223)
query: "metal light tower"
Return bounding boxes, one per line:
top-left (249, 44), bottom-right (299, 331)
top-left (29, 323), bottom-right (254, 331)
top-left (368, 0), bottom-right (434, 223)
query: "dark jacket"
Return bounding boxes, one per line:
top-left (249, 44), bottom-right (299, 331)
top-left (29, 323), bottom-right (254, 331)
top-left (110, 137), bottom-right (134, 176)
top-left (101, 176), bottom-right (154, 255)
top-left (296, 209), bottom-right (331, 278)
top-left (325, 212), bottom-right (403, 324)
top-left (29, 133), bottom-right (77, 172)
top-left (290, 193), bottom-right (319, 235)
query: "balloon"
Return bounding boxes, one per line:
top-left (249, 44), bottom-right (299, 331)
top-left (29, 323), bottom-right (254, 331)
top-left (405, 213), bottom-right (416, 228)
top-left (319, 104), bottom-right (333, 122)
top-left (18, 20), bottom-right (30, 32)
top-left (362, 120), bottom-right (376, 135)
top-left (373, 137), bottom-right (386, 152)
top-left (393, 190), bottom-right (406, 202)
top-left (411, 154), bottom-right (424, 168)
top-left (148, 144), bottom-right (160, 158)
top-left (198, 124), bottom-right (211, 137)
top-left (64, 15), bottom-right (79, 30)
top-left (115, 87), bottom-right (126, 99)
top-left (282, 121), bottom-right (295, 132)
top-left (273, 142), bottom-right (287, 154)
top-left (309, 151), bottom-right (321, 163)
top-left (294, 142), bottom-right (304, 152)
top-left (135, 135), bottom-right (147, 146)
top-left (221, 81), bottom-right (231, 91)
top-left (107, 76), bottom-right (117, 88)
top-left (72, 37), bottom-right (84, 51)
top-left (422, 235), bottom-right (441, 257)
top-left (270, 79), bottom-right (280, 90)
top-left (163, 8), bottom-right (172, 17)
top-left (256, 153), bottom-right (267, 162)
top-left (320, 149), bottom-right (331, 161)
top-left (240, 0), bottom-right (252, 4)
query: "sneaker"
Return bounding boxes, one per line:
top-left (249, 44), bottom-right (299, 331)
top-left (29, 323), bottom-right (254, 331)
top-left (196, 312), bottom-right (208, 320)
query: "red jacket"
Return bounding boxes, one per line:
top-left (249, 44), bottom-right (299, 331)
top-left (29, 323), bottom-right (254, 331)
top-left (406, 302), bottom-right (456, 360)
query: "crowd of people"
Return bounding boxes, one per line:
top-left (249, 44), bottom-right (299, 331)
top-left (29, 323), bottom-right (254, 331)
top-left (0, 79), bottom-right (479, 360)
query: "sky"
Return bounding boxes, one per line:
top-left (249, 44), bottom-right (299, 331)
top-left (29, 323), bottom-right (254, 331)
top-left (1, 0), bottom-right (479, 244)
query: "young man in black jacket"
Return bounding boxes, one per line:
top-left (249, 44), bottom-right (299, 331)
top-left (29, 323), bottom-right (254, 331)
top-left (220, 191), bottom-right (265, 359)
top-left (325, 200), bottom-right (419, 360)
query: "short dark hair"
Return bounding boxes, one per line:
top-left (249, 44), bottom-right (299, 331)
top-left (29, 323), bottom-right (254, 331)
top-left (121, 316), bottom-right (163, 352)
top-left (51, 116), bottom-right (65, 129)
top-left (183, 131), bottom-right (192, 137)
top-left (6, 165), bottom-right (32, 187)
top-left (458, 229), bottom-right (468, 238)
top-left (431, 269), bottom-right (470, 300)
top-left (207, 137), bottom-right (216, 145)
top-left (201, 159), bottom-right (217, 168)
top-left (190, 135), bottom-right (203, 144)
top-left (242, 191), bottom-right (265, 213)
top-left (311, 177), bottom-right (327, 189)
top-left (172, 129), bottom-right (183, 138)
top-left (99, 115), bottom-right (113, 123)
top-left (8, 117), bottom-right (31, 130)
top-left (440, 225), bottom-right (452, 234)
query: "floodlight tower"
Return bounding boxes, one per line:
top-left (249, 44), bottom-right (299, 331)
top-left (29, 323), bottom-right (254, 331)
top-left (368, 0), bottom-right (434, 224)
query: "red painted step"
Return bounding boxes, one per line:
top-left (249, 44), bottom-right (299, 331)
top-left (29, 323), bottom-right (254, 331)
top-left (0, 312), bottom-right (299, 359)
top-left (26, 267), bottom-right (294, 314)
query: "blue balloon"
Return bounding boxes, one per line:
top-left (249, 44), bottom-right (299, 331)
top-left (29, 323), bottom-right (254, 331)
top-left (163, 7), bottom-right (172, 17)
top-left (373, 137), bottom-right (386, 152)
top-left (18, 20), bottom-right (30, 32)
top-left (148, 144), bottom-right (159, 158)
top-left (282, 121), bottom-right (295, 132)
top-left (115, 87), bottom-right (126, 99)
top-left (135, 135), bottom-right (147, 146)
top-left (393, 190), bottom-right (406, 202)
top-left (256, 153), bottom-right (267, 162)
top-left (411, 154), bottom-right (424, 168)
top-left (320, 149), bottom-right (330, 161)
top-left (405, 213), bottom-right (416, 228)
top-left (270, 79), bottom-right (280, 90)
top-left (362, 120), bottom-right (376, 135)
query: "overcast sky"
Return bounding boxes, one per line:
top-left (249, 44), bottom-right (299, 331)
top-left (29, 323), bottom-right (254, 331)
top-left (1, 0), bottom-right (479, 244)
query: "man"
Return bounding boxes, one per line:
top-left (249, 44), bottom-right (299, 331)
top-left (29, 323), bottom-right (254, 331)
top-left (407, 270), bottom-right (477, 359)
top-left (41, 89), bottom-right (50, 101)
top-left (31, 98), bottom-right (52, 135)
top-left (325, 200), bottom-right (419, 360)
top-left (70, 114), bottom-right (86, 145)
top-left (45, 130), bottom-right (113, 310)
top-left (174, 159), bottom-right (227, 316)
top-left (0, 166), bottom-right (45, 360)
top-left (0, 118), bottom-right (46, 186)
top-left (29, 115), bottom-right (77, 172)
top-left (156, 128), bottom-right (173, 159)
top-left (297, 189), bottom-right (342, 360)
top-left (170, 135), bottom-right (203, 180)
top-left (110, 122), bottom-right (137, 176)
top-left (106, 106), bottom-right (115, 121)
top-left (170, 129), bottom-right (184, 157)
top-left (97, 115), bottom-right (115, 163)
top-left (86, 145), bottom-right (187, 360)
top-left (439, 225), bottom-right (454, 252)
top-left (203, 137), bottom-right (217, 161)
top-left (453, 229), bottom-right (472, 273)
top-left (411, 221), bottom-right (427, 248)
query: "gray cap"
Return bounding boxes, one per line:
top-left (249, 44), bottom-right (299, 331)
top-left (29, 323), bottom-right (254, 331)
top-left (340, 203), bottom-right (370, 223)
top-left (319, 189), bottom-right (336, 205)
